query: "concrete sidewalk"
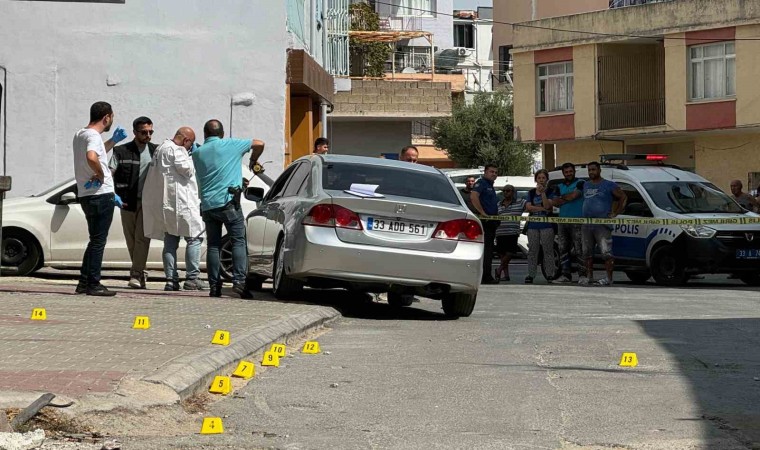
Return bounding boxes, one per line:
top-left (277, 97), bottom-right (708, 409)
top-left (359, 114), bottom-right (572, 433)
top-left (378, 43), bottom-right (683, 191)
top-left (0, 274), bottom-right (339, 418)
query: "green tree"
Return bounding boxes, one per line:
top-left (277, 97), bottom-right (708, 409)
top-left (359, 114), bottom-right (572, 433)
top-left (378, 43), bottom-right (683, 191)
top-left (432, 90), bottom-right (538, 175)
top-left (349, 2), bottom-right (391, 78)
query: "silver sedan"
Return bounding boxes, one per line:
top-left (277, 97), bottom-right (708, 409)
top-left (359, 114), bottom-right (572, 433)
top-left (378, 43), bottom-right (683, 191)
top-left (243, 155), bottom-right (484, 317)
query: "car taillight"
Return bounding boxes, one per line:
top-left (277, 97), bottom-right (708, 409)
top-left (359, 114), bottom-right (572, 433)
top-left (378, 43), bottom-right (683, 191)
top-left (308, 204), bottom-right (332, 225)
top-left (433, 219), bottom-right (483, 242)
top-left (303, 204), bottom-right (363, 230)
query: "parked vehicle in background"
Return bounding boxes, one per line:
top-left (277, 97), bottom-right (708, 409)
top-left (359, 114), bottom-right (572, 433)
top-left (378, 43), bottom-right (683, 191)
top-left (2, 164), bottom-right (269, 280)
top-left (548, 154), bottom-right (760, 286)
top-left (444, 168), bottom-right (484, 189)
top-left (244, 155), bottom-right (483, 318)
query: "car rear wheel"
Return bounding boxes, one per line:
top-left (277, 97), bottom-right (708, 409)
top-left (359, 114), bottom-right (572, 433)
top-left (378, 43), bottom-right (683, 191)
top-left (387, 292), bottom-right (414, 308)
top-left (625, 271), bottom-right (651, 284)
top-left (442, 292), bottom-right (477, 318)
top-left (272, 239), bottom-right (303, 299)
top-left (2, 229), bottom-right (42, 276)
top-left (651, 246), bottom-right (688, 286)
top-left (739, 273), bottom-right (760, 286)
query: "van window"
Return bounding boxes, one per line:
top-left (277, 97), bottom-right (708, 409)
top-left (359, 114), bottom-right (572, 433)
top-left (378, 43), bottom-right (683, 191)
top-left (618, 182), bottom-right (653, 217)
top-left (643, 182), bottom-right (744, 214)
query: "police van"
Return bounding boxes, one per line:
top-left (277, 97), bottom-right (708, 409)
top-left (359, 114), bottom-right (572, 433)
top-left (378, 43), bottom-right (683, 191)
top-left (548, 154), bottom-right (760, 286)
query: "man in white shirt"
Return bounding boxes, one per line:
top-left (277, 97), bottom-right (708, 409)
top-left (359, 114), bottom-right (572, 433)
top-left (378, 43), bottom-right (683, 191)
top-left (73, 101), bottom-right (128, 296)
top-left (142, 127), bottom-right (206, 292)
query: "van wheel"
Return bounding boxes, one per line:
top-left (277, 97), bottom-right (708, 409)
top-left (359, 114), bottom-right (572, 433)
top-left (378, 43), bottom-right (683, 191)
top-left (539, 245), bottom-right (560, 281)
top-left (2, 229), bottom-right (42, 276)
top-left (625, 271), bottom-right (651, 284)
top-left (651, 246), bottom-right (688, 286)
top-left (442, 292), bottom-right (477, 318)
top-left (272, 239), bottom-right (303, 299)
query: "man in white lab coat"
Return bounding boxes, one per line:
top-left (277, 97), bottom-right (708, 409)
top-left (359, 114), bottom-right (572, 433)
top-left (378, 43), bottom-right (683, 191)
top-left (142, 127), bottom-right (206, 291)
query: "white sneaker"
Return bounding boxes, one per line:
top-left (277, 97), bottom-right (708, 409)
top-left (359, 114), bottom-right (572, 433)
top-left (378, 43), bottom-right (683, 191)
top-left (578, 277), bottom-right (590, 286)
top-left (556, 275), bottom-right (572, 283)
top-left (596, 278), bottom-right (612, 286)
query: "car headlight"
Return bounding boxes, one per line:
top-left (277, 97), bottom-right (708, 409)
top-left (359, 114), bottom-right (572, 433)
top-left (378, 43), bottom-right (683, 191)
top-left (681, 225), bottom-right (716, 239)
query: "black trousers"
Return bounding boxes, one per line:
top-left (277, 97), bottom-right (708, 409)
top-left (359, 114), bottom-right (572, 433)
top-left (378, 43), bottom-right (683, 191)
top-left (482, 220), bottom-right (499, 282)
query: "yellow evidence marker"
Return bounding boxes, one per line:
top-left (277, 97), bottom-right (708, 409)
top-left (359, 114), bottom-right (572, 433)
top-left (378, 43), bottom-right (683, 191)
top-left (200, 417), bottom-right (224, 434)
top-left (302, 341), bottom-right (321, 354)
top-left (270, 343), bottom-right (286, 357)
top-left (208, 376), bottom-right (231, 395)
top-left (211, 330), bottom-right (230, 346)
top-left (232, 361), bottom-right (255, 379)
top-left (262, 351), bottom-right (280, 367)
top-left (132, 316), bottom-right (150, 329)
top-left (619, 352), bottom-right (639, 367)
top-left (30, 308), bottom-right (47, 321)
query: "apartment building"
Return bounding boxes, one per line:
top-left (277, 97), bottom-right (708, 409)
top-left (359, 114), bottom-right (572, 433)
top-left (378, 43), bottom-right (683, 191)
top-left (510, 0), bottom-right (760, 191)
top-left (492, 0), bottom-right (608, 87)
top-left (285, 0), bottom-right (350, 164)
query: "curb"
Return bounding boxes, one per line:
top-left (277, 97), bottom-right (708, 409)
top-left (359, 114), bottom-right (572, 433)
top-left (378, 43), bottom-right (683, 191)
top-left (142, 306), bottom-right (340, 399)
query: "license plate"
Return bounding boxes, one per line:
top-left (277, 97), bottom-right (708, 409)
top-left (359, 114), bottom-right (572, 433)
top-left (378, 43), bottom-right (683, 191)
top-left (366, 217), bottom-right (430, 236)
top-left (736, 249), bottom-right (760, 259)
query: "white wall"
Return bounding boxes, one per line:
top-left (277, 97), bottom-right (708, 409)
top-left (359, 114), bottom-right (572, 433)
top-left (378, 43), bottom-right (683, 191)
top-left (330, 120), bottom-right (412, 157)
top-left (0, 0), bottom-right (287, 197)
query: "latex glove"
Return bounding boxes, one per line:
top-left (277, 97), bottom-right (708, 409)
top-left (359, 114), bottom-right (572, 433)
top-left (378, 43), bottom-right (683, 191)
top-left (188, 142), bottom-right (200, 156)
top-left (84, 178), bottom-right (102, 190)
top-left (114, 194), bottom-right (125, 209)
top-left (111, 126), bottom-right (128, 144)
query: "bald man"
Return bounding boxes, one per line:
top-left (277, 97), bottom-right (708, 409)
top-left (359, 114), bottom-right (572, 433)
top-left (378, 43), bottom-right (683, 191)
top-left (730, 179), bottom-right (759, 212)
top-left (143, 127), bottom-right (207, 291)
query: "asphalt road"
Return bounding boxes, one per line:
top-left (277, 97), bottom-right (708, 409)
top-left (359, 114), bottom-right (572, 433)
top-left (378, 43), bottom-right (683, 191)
top-left (121, 263), bottom-right (760, 450)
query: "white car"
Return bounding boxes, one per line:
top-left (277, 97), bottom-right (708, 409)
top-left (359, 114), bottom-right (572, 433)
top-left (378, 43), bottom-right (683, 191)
top-left (2, 171), bottom-right (269, 279)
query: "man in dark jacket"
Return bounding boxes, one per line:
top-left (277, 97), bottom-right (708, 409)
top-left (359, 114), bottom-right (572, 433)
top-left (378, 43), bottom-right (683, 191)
top-left (109, 116), bottom-right (157, 289)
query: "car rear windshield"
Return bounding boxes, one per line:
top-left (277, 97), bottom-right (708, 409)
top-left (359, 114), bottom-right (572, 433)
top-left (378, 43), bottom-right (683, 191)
top-left (323, 162), bottom-right (460, 205)
top-left (643, 181), bottom-right (744, 214)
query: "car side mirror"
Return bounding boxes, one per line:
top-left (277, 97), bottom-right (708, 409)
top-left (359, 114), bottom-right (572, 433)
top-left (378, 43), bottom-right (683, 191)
top-left (59, 192), bottom-right (78, 205)
top-left (245, 187), bottom-right (265, 202)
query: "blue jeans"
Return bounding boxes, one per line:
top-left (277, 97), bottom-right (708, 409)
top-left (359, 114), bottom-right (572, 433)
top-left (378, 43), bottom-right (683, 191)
top-left (202, 204), bottom-right (246, 287)
top-left (163, 233), bottom-right (203, 282)
top-left (79, 193), bottom-right (115, 286)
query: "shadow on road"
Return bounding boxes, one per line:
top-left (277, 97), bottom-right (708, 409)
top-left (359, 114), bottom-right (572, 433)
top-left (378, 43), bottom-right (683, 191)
top-left (637, 318), bottom-right (760, 446)
top-left (254, 288), bottom-right (455, 322)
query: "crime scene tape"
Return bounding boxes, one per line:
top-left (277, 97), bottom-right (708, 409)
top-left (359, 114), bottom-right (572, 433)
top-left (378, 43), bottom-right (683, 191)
top-left (480, 215), bottom-right (760, 226)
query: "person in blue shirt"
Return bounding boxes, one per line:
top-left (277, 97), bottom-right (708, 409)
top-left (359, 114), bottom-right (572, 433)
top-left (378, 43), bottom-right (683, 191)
top-left (580, 162), bottom-right (627, 286)
top-left (525, 169), bottom-right (556, 284)
top-left (548, 162), bottom-right (586, 283)
top-left (192, 119), bottom-right (265, 298)
top-left (471, 164), bottom-right (499, 284)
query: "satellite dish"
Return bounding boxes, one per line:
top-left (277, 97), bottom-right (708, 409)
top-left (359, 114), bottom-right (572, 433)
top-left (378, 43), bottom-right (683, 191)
top-left (402, 67), bottom-right (417, 74)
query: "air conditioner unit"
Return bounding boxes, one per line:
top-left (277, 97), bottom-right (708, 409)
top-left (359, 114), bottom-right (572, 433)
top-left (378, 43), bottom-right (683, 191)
top-left (457, 48), bottom-right (468, 56)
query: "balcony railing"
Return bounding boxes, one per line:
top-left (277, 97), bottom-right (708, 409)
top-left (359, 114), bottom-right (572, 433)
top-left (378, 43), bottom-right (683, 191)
top-left (598, 45), bottom-right (665, 130)
top-left (599, 99), bottom-right (665, 130)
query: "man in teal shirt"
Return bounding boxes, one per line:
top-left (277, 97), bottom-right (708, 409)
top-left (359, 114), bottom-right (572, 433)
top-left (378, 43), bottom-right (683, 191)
top-left (549, 162), bottom-right (586, 283)
top-left (193, 119), bottom-right (265, 298)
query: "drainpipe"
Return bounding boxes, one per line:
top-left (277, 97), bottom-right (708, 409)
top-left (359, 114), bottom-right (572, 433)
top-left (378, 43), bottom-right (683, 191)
top-left (321, 101), bottom-right (328, 138)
